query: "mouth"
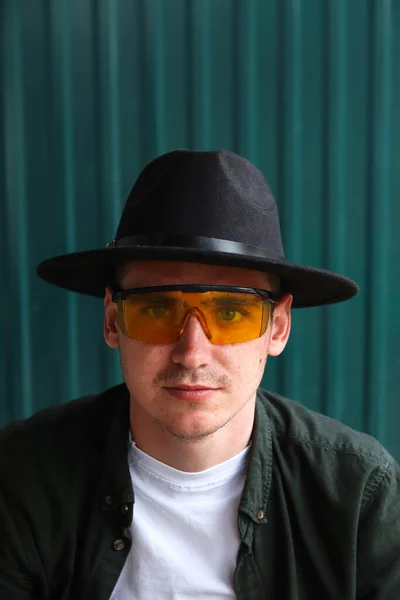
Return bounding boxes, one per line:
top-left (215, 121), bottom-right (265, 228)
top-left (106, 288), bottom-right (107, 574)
top-left (164, 385), bottom-right (220, 401)
top-left (172, 385), bottom-right (217, 391)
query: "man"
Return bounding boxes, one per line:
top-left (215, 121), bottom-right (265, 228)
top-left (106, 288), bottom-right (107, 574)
top-left (0, 150), bottom-right (399, 600)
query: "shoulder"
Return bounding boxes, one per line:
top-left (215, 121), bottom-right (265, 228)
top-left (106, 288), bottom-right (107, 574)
top-left (257, 388), bottom-right (397, 510)
top-left (0, 383), bottom-right (128, 480)
top-left (253, 390), bottom-right (400, 596)
top-left (258, 387), bottom-right (391, 461)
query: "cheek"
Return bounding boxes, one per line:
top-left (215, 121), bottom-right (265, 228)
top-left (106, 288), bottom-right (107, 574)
top-left (220, 338), bottom-right (268, 385)
top-left (118, 338), bottom-right (170, 384)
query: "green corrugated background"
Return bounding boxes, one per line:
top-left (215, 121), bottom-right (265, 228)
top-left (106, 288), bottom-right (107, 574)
top-left (1, 0), bottom-right (400, 459)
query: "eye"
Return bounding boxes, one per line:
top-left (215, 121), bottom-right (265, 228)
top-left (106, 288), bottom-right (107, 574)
top-left (219, 308), bottom-right (242, 322)
top-left (145, 305), bottom-right (171, 318)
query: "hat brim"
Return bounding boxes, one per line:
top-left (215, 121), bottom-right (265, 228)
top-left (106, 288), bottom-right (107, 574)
top-left (36, 245), bottom-right (358, 308)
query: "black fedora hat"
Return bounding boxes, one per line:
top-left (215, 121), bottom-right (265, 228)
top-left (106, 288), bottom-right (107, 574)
top-left (36, 150), bottom-right (358, 308)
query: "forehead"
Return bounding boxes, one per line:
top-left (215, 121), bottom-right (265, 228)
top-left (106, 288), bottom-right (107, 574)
top-left (119, 261), bottom-right (268, 289)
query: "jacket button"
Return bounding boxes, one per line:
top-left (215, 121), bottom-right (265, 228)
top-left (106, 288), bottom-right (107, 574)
top-left (113, 539), bottom-right (125, 551)
top-left (257, 509), bottom-right (265, 520)
top-left (121, 503), bottom-right (129, 514)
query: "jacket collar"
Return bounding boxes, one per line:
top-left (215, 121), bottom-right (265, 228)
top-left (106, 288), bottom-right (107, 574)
top-left (101, 383), bottom-right (133, 510)
top-left (238, 392), bottom-right (273, 524)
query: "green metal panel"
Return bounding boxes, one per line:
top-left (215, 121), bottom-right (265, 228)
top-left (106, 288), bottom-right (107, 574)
top-left (1, 0), bottom-right (400, 459)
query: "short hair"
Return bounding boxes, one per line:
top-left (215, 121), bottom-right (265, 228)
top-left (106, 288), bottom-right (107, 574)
top-left (114, 262), bottom-right (134, 288)
top-left (114, 262), bottom-right (280, 293)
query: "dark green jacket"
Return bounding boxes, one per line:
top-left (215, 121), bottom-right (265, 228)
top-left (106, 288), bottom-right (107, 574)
top-left (0, 383), bottom-right (399, 599)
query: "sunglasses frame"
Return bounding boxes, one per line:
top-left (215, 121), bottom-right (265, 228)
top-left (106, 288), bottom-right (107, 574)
top-left (112, 284), bottom-right (280, 304)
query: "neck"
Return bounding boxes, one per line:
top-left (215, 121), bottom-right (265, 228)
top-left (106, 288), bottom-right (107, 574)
top-left (129, 398), bottom-right (255, 472)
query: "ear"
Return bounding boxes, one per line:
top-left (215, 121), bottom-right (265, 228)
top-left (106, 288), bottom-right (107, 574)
top-left (268, 294), bottom-right (292, 356)
top-left (104, 285), bottom-right (120, 349)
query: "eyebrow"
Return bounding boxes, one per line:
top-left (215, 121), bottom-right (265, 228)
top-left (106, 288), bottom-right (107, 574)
top-left (129, 294), bottom-right (178, 306)
top-left (201, 294), bottom-right (259, 307)
top-left (126, 290), bottom-right (260, 307)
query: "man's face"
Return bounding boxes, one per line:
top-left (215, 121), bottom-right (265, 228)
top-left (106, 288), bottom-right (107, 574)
top-left (104, 261), bottom-right (291, 442)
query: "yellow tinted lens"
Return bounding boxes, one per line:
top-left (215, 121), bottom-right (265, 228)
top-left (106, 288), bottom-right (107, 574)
top-left (117, 290), bottom-right (271, 344)
top-left (117, 291), bottom-right (184, 344)
top-left (195, 291), bottom-right (269, 344)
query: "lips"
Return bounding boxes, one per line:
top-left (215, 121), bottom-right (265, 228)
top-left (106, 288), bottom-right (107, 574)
top-left (164, 385), bottom-right (219, 401)
top-left (171, 385), bottom-right (217, 391)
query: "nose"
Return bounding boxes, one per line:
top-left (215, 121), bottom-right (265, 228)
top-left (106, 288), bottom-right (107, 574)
top-left (170, 314), bottom-right (213, 369)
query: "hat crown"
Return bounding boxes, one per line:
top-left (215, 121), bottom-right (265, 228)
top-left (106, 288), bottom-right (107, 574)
top-left (36, 148), bottom-right (358, 306)
top-left (116, 150), bottom-right (284, 258)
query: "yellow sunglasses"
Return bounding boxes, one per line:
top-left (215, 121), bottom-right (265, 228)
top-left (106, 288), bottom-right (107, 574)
top-left (112, 285), bottom-right (279, 345)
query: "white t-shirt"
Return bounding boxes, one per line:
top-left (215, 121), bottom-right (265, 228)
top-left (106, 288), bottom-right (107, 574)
top-left (110, 442), bottom-right (249, 599)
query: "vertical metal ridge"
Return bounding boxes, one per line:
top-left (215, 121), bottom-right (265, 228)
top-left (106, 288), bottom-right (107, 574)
top-left (138, 0), bottom-right (149, 163)
top-left (154, 0), bottom-right (165, 154)
top-left (278, 0), bottom-right (303, 399)
top-left (142, 0), bottom-right (166, 159)
top-left (275, 0), bottom-right (286, 395)
top-left (235, 0), bottom-right (257, 161)
top-left (10, 0), bottom-right (33, 418)
top-left (321, 0), bottom-right (347, 419)
top-left (186, 0), bottom-right (194, 148)
top-left (0, 3), bottom-right (9, 421)
top-left (95, 2), bottom-right (122, 234)
top-left (106, 0), bottom-right (122, 226)
top-left (364, 0), bottom-right (392, 441)
top-left (188, 0), bottom-right (212, 148)
top-left (92, 2), bottom-right (122, 390)
top-left (140, 0), bottom-right (150, 161)
top-left (59, 0), bottom-right (79, 399)
top-left (91, 1), bottom-right (103, 241)
top-left (105, 0), bottom-right (125, 386)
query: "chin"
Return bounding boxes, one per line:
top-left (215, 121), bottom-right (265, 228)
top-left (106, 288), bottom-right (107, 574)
top-left (159, 413), bottom-right (230, 442)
